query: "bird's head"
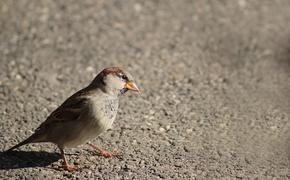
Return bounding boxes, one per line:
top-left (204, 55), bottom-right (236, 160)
top-left (90, 67), bottom-right (140, 96)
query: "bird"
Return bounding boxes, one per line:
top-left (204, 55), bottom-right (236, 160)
top-left (7, 67), bottom-right (140, 171)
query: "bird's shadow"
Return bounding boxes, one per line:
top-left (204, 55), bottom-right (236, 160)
top-left (0, 150), bottom-right (61, 170)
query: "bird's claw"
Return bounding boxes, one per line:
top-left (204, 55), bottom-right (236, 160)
top-left (99, 150), bottom-right (122, 158)
top-left (56, 164), bottom-right (78, 172)
top-left (64, 164), bottom-right (78, 172)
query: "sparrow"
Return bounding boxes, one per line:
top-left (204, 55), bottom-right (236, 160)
top-left (7, 67), bottom-right (140, 171)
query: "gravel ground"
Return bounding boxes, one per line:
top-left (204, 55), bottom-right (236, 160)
top-left (0, 0), bottom-right (290, 179)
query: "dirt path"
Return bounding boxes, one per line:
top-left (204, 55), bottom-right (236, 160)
top-left (0, 0), bottom-right (290, 179)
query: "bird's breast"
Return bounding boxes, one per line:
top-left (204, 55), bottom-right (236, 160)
top-left (58, 96), bottom-right (119, 148)
top-left (90, 96), bottom-right (119, 131)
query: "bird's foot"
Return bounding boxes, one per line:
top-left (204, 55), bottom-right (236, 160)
top-left (60, 164), bottom-right (78, 172)
top-left (87, 143), bottom-right (122, 158)
top-left (99, 150), bottom-right (121, 158)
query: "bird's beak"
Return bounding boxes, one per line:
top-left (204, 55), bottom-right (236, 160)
top-left (125, 81), bottom-right (140, 92)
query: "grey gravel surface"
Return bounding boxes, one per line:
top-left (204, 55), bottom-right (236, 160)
top-left (1, 0), bottom-right (290, 179)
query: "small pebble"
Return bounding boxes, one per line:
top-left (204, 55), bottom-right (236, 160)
top-left (165, 125), bottom-right (170, 130)
top-left (219, 123), bottom-right (226, 128)
top-left (238, 0), bottom-right (246, 7)
top-left (159, 127), bottom-right (165, 132)
top-left (149, 116), bottom-right (154, 120)
top-left (86, 66), bottom-right (94, 72)
top-left (15, 74), bottom-right (22, 80)
top-left (42, 38), bottom-right (51, 45)
top-left (134, 3), bottom-right (142, 12)
top-left (146, 122), bottom-right (152, 126)
top-left (186, 129), bottom-right (193, 134)
top-left (149, 110), bottom-right (155, 115)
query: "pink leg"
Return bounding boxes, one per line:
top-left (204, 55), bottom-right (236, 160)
top-left (87, 143), bottom-right (121, 158)
top-left (59, 148), bottom-right (78, 172)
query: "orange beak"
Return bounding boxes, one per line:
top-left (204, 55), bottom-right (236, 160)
top-left (125, 81), bottom-right (140, 92)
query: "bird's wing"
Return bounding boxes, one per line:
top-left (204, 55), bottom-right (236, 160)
top-left (36, 94), bottom-right (89, 131)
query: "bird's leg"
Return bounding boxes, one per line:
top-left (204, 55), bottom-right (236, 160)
top-left (59, 148), bottom-right (78, 172)
top-left (87, 142), bottom-right (120, 158)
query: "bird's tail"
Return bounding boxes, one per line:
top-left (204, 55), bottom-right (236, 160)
top-left (6, 132), bottom-right (44, 152)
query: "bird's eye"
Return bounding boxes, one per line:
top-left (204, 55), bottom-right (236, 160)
top-left (121, 75), bottom-right (128, 80)
top-left (118, 73), bottom-right (128, 81)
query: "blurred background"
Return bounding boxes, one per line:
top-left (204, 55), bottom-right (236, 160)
top-left (0, 0), bottom-right (290, 179)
